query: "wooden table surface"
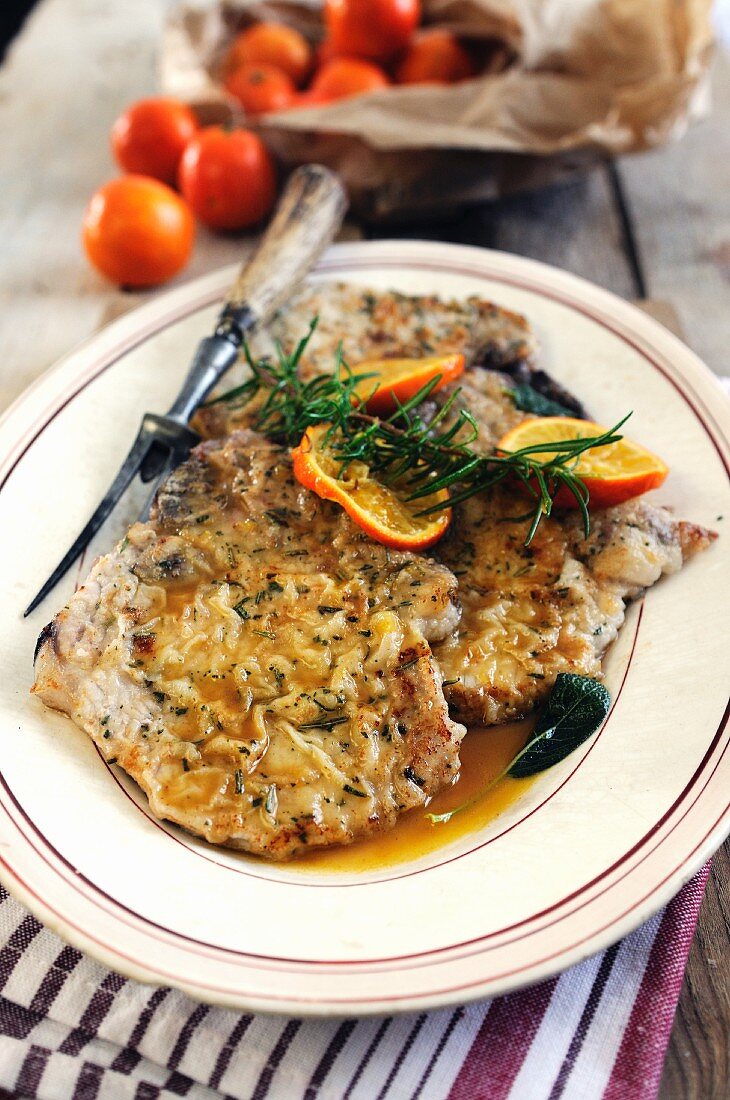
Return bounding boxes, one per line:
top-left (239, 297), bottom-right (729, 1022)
top-left (0, 2), bottom-right (728, 1096)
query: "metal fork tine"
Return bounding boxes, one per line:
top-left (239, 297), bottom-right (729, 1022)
top-left (25, 166), bottom-right (346, 619)
top-left (139, 439), bottom-right (169, 483)
top-left (23, 425), bottom-right (155, 618)
top-left (139, 446), bottom-right (184, 522)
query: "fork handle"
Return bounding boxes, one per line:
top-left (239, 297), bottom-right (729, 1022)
top-left (167, 165), bottom-right (347, 423)
top-left (217, 164), bottom-right (347, 342)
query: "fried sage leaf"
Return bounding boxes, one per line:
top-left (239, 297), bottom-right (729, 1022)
top-left (427, 673), bottom-right (611, 824)
top-left (509, 382), bottom-right (574, 418)
top-left (508, 673), bottom-right (610, 778)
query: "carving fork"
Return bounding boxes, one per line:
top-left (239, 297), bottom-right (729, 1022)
top-left (24, 165), bottom-right (347, 617)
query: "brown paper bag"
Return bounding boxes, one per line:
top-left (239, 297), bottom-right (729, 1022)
top-left (160, 0), bottom-right (714, 220)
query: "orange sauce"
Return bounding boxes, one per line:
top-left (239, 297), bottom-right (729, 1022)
top-left (291, 719), bottom-right (536, 873)
top-left (145, 585), bottom-right (537, 872)
top-left (162, 586), bottom-right (199, 618)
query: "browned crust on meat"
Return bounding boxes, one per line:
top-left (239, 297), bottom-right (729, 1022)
top-left (192, 284), bottom-right (538, 442)
top-left (32, 430), bottom-right (465, 859)
top-left (679, 520), bottom-right (718, 559)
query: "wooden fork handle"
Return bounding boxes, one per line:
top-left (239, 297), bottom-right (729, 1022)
top-left (217, 164), bottom-right (348, 340)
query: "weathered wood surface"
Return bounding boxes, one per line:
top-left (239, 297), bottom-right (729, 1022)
top-left (659, 845), bottom-right (730, 1100)
top-left (0, 1), bottom-right (727, 1094)
top-left (619, 50), bottom-right (730, 380)
top-left (0, 0), bottom-right (259, 415)
top-left (373, 165), bottom-right (639, 300)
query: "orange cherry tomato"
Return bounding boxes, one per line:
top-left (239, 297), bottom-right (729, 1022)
top-left (396, 30), bottom-right (475, 84)
top-left (315, 37), bottom-right (340, 67)
top-left (82, 176), bottom-right (195, 288)
top-left (178, 127), bottom-right (277, 232)
top-left (324, 0), bottom-right (421, 62)
top-left (225, 22), bottom-right (313, 86)
top-left (110, 98), bottom-right (199, 185)
top-left (285, 89), bottom-right (331, 110)
top-left (310, 58), bottom-right (389, 102)
top-left (224, 63), bottom-right (296, 115)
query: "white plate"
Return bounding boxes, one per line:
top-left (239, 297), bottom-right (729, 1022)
top-left (0, 241), bottom-right (728, 1016)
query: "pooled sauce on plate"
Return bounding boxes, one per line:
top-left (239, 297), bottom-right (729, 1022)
top-left (291, 719), bottom-right (535, 873)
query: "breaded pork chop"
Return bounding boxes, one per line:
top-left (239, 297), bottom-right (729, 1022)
top-left (33, 431), bottom-right (465, 859)
top-left (193, 284), bottom-right (716, 729)
top-left (193, 281), bottom-right (537, 440)
top-left (434, 487), bottom-right (715, 725)
top-left (431, 368), bottom-right (716, 723)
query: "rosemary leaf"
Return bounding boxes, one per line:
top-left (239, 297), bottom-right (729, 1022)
top-left (204, 319), bottom-right (632, 549)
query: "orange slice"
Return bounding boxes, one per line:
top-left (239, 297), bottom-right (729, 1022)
top-left (292, 424), bottom-right (452, 550)
top-left (497, 416), bottom-right (669, 509)
top-left (353, 354), bottom-right (465, 416)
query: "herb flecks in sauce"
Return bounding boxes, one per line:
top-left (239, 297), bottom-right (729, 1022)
top-left (122, 438), bottom-right (459, 855)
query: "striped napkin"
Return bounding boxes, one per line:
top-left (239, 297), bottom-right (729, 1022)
top-left (0, 867), bottom-right (709, 1100)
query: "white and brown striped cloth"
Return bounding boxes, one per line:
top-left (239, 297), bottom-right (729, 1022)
top-left (0, 867), bottom-right (709, 1100)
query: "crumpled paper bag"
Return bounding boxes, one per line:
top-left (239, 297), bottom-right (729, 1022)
top-left (161, 0), bottom-right (714, 220)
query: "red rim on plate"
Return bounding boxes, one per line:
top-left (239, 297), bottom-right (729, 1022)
top-left (0, 241), bottom-right (727, 1015)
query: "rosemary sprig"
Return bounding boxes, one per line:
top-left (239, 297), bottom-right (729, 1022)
top-left (207, 320), bottom-right (631, 544)
top-left (207, 319), bottom-right (379, 441)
